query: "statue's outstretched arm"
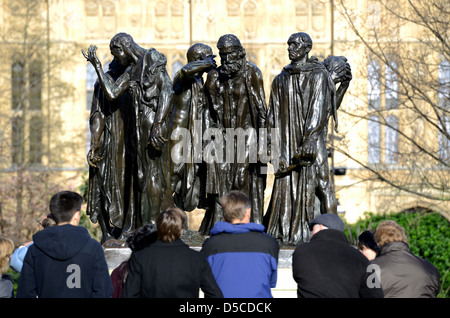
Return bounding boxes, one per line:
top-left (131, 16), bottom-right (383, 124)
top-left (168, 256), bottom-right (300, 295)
top-left (82, 45), bottom-right (130, 101)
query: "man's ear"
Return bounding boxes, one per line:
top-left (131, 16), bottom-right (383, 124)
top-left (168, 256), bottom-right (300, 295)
top-left (71, 211), bottom-right (81, 225)
top-left (245, 208), bottom-right (251, 220)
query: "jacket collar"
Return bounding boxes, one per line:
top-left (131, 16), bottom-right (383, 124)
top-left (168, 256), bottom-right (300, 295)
top-left (310, 229), bottom-right (348, 243)
top-left (152, 239), bottom-right (188, 248)
top-left (210, 221), bottom-right (265, 236)
top-left (379, 241), bottom-right (410, 255)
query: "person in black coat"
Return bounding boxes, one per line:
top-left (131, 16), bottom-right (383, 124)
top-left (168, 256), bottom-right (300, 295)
top-left (292, 214), bottom-right (384, 298)
top-left (122, 207), bottom-right (223, 298)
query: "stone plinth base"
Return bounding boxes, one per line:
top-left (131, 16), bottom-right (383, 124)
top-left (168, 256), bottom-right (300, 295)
top-left (104, 247), bottom-right (132, 270)
top-left (103, 245), bottom-right (297, 298)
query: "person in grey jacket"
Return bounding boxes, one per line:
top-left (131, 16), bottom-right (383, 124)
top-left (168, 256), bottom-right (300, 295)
top-left (372, 220), bottom-right (440, 298)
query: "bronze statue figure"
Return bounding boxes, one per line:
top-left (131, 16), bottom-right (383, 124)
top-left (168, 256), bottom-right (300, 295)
top-left (83, 31), bottom-right (351, 245)
top-left (83, 33), bottom-right (174, 241)
top-left (264, 32), bottom-right (352, 244)
top-left (85, 58), bottom-right (135, 242)
top-left (169, 43), bottom-right (217, 212)
top-left (199, 34), bottom-right (268, 235)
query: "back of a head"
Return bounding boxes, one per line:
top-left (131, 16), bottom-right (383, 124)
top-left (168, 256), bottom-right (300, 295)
top-left (49, 191), bottom-right (83, 224)
top-left (157, 207), bottom-right (185, 243)
top-left (374, 220), bottom-right (408, 247)
top-left (127, 224), bottom-right (158, 251)
top-left (358, 230), bottom-right (379, 253)
top-left (41, 213), bottom-right (57, 229)
top-left (221, 191), bottom-right (251, 223)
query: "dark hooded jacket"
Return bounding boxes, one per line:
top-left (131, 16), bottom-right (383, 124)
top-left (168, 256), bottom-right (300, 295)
top-left (17, 224), bottom-right (113, 298)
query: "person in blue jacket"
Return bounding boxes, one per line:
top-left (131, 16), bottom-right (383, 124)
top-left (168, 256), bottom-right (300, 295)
top-left (17, 191), bottom-right (113, 298)
top-left (201, 190), bottom-right (279, 298)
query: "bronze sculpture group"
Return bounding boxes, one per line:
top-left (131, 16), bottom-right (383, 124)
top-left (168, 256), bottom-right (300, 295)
top-left (83, 32), bottom-right (352, 245)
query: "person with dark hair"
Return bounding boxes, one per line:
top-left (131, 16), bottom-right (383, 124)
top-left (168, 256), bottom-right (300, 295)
top-left (292, 214), bottom-right (384, 298)
top-left (17, 191), bottom-right (113, 298)
top-left (111, 224), bottom-right (158, 298)
top-left (372, 220), bottom-right (440, 298)
top-left (358, 230), bottom-right (378, 261)
top-left (201, 191), bottom-right (279, 298)
top-left (122, 207), bottom-right (222, 298)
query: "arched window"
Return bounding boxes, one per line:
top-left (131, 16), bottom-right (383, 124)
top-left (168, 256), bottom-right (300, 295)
top-left (368, 116), bottom-right (381, 164)
top-left (385, 115), bottom-right (399, 164)
top-left (11, 60), bottom-right (43, 166)
top-left (438, 58), bottom-right (449, 108)
top-left (11, 62), bottom-right (25, 111)
top-left (385, 60), bottom-right (398, 109)
top-left (11, 62), bottom-right (25, 165)
top-left (368, 59), bottom-right (381, 109)
top-left (29, 60), bottom-right (42, 111)
top-left (438, 117), bottom-right (450, 164)
top-left (438, 59), bottom-right (450, 163)
top-left (29, 115), bottom-right (43, 165)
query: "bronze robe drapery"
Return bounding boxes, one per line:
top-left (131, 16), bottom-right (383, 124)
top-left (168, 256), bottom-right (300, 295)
top-left (127, 48), bottom-right (174, 226)
top-left (87, 61), bottom-right (136, 240)
top-left (201, 61), bottom-right (267, 234)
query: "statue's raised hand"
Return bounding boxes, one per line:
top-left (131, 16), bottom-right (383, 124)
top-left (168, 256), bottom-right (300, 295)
top-left (82, 45), bottom-right (102, 70)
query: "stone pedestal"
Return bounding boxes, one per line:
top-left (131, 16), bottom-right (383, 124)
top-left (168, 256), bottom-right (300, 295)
top-left (104, 247), bottom-right (132, 270)
top-left (103, 245), bottom-right (297, 298)
top-left (104, 246), bottom-right (295, 271)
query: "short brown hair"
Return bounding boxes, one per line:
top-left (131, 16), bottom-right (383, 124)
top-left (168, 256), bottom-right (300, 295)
top-left (374, 220), bottom-right (408, 247)
top-left (221, 191), bottom-right (251, 223)
top-left (157, 207), bottom-right (185, 242)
